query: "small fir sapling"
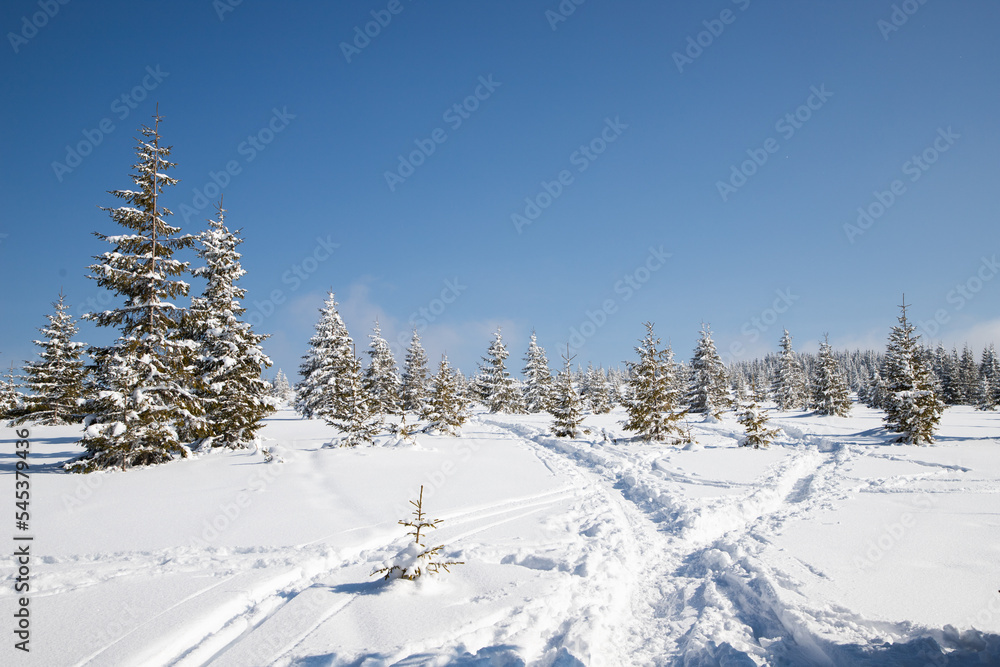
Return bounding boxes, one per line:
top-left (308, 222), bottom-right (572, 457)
top-left (372, 485), bottom-right (464, 581)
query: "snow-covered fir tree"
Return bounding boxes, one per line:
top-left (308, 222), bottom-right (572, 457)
top-left (737, 382), bottom-right (781, 449)
top-left (13, 292), bottom-right (87, 425)
top-left (363, 320), bottom-right (402, 417)
top-left (372, 485), bottom-right (463, 581)
top-left (1, 364), bottom-right (23, 421)
top-left (185, 203), bottom-right (275, 448)
top-left (295, 292), bottom-right (356, 420)
top-left (400, 328), bottom-right (430, 414)
top-left (420, 355), bottom-right (469, 435)
top-left (521, 331), bottom-right (553, 413)
top-left (456, 368), bottom-right (473, 402)
top-left (331, 345), bottom-right (381, 447)
top-left (686, 323), bottom-right (731, 421)
top-left (932, 345), bottom-right (961, 405)
top-left (732, 372), bottom-right (748, 404)
top-left (882, 301), bottom-right (944, 443)
top-left (623, 322), bottom-right (686, 443)
top-left (583, 364), bottom-right (612, 414)
top-left (71, 113), bottom-right (203, 472)
top-left (272, 369), bottom-right (294, 404)
top-left (549, 348), bottom-right (585, 438)
top-left (857, 375), bottom-right (869, 405)
top-left (476, 328), bottom-right (525, 413)
top-left (956, 346), bottom-right (981, 406)
top-left (863, 369), bottom-right (889, 410)
top-left (811, 335), bottom-right (852, 417)
top-left (978, 344), bottom-right (1000, 410)
top-left (772, 329), bottom-right (808, 411)
top-left (606, 367), bottom-right (626, 408)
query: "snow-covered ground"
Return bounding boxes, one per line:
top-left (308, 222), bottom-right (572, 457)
top-left (2, 404), bottom-right (999, 666)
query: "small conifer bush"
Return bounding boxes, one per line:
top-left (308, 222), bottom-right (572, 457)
top-left (373, 485), bottom-right (463, 581)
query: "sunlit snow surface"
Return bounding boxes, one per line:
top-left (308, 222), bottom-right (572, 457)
top-left (2, 404), bottom-right (999, 666)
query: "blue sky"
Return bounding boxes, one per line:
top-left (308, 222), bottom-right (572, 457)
top-left (1, 0), bottom-right (998, 380)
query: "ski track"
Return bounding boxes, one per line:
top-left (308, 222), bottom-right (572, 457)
top-left (26, 413), bottom-right (996, 666)
top-left (60, 455), bottom-right (589, 666)
top-left (66, 488), bottom-right (584, 666)
top-left (478, 413), bottom-right (985, 666)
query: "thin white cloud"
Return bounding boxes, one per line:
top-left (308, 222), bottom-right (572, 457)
top-left (926, 317), bottom-right (1000, 353)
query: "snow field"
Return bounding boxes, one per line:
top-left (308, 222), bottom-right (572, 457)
top-left (1, 404), bottom-right (999, 665)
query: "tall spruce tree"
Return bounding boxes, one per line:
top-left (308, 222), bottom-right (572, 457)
top-left (14, 292), bottom-right (87, 425)
top-left (772, 329), bottom-right (808, 411)
top-left (420, 355), bottom-right (469, 435)
top-left (295, 292), bottom-right (356, 420)
top-left (477, 328), bottom-right (525, 413)
top-left (521, 331), bottom-right (553, 413)
top-left (882, 301), bottom-right (944, 443)
top-left (185, 203), bottom-right (275, 448)
top-left (686, 323), bottom-right (731, 420)
top-left (71, 112), bottom-right (202, 472)
top-left (363, 320), bottom-right (402, 417)
top-left (811, 335), bottom-right (852, 417)
top-left (550, 347), bottom-right (585, 438)
top-left (400, 328), bottom-right (430, 414)
top-left (623, 322), bottom-right (686, 442)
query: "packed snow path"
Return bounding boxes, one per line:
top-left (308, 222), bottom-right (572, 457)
top-left (2, 406), bottom-right (999, 665)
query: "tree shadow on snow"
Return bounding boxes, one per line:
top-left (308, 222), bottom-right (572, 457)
top-left (923, 433), bottom-right (1000, 443)
top-left (323, 579), bottom-right (392, 596)
top-left (292, 644), bottom-right (530, 667)
top-left (0, 434), bottom-right (81, 474)
top-left (684, 632), bottom-right (1000, 666)
top-left (771, 629), bottom-right (1000, 666)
